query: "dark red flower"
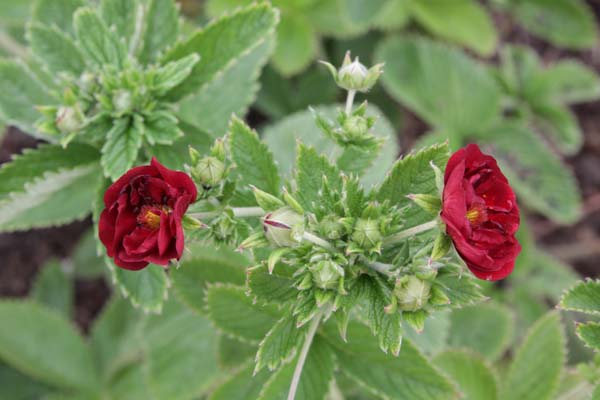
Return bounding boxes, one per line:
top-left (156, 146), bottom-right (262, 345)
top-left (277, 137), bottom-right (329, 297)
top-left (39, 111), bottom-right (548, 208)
top-left (440, 144), bottom-right (521, 281)
top-left (99, 158), bottom-right (197, 270)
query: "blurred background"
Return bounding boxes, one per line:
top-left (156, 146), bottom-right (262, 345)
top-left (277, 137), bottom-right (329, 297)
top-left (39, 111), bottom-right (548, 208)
top-left (0, 0), bottom-right (599, 398)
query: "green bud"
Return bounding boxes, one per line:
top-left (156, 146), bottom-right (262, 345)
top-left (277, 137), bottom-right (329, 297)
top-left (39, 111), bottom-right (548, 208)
top-left (79, 72), bottom-right (97, 93)
top-left (263, 207), bottom-right (304, 247)
top-left (320, 51), bottom-right (384, 92)
top-left (212, 213), bottom-right (236, 241)
top-left (252, 186), bottom-right (284, 211)
top-left (211, 138), bottom-right (226, 161)
top-left (319, 215), bottom-right (345, 240)
top-left (342, 115), bottom-right (369, 140)
top-left (182, 215), bottom-right (205, 230)
top-left (113, 89), bottom-right (133, 115)
top-left (310, 260), bottom-right (344, 290)
top-left (55, 106), bottom-right (83, 134)
top-left (407, 194), bottom-right (442, 214)
top-left (431, 231), bottom-right (452, 261)
top-left (192, 156), bottom-right (226, 187)
top-left (394, 276), bottom-right (431, 312)
top-left (352, 218), bottom-right (382, 249)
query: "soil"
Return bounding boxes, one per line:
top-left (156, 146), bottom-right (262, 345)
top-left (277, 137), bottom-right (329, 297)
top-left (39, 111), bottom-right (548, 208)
top-left (0, 2), bottom-right (598, 331)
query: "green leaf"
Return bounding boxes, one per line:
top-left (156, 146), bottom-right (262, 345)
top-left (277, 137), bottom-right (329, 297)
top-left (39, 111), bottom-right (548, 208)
top-left (73, 8), bottom-right (127, 69)
top-left (209, 363), bottom-right (271, 400)
top-left (217, 335), bottom-right (257, 369)
top-left (403, 310), bottom-right (450, 355)
top-left (263, 103), bottom-right (398, 188)
top-left (247, 263), bottom-right (299, 305)
top-left (408, 0), bottom-right (497, 55)
top-left (512, 0), bottom-right (597, 49)
top-left (0, 362), bottom-right (52, 400)
top-left (152, 54), bottom-right (201, 96)
top-left (576, 322), bottom-right (600, 351)
top-left (447, 302), bottom-right (514, 361)
top-left (138, 0), bottom-right (180, 63)
top-left (255, 313), bottom-right (307, 373)
top-left (141, 112), bottom-right (182, 146)
top-left (0, 143), bottom-right (100, 203)
top-left (163, 2), bottom-right (278, 100)
top-left (147, 120), bottom-right (213, 170)
top-left (258, 337), bottom-right (335, 400)
top-left (477, 122), bottom-right (582, 224)
top-left (531, 102), bottom-right (582, 155)
top-left (100, 0), bottom-right (138, 44)
top-left (110, 261), bottom-right (169, 314)
top-left (107, 363), bottom-right (152, 400)
top-left (372, 0), bottom-right (411, 31)
top-left (517, 249), bottom-right (578, 303)
top-left (31, 260), bottom-right (73, 318)
top-left (171, 245), bottom-right (248, 313)
top-left (0, 301), bottom-right (98, 392)
top-left (142, 299), bottom-right (221, 399)
top-left (434, 350), bottom-right (498, 400)
top-left (206, 285), bottom-right (282, 343)
top-left (501, 312), bottom-right (565, 400)
top-left (376, 35), bottom-right (501, 133)
top-left (229, 116), bottom-right (280, 197)
top-left (178, 37), bottom-right (273, 136)
top-left (31, 0), bottom-right (84, 35)
top-left (322, 321), bottom-right (457, 400)
top-left (101, 118), bottom-right (142, 180)
top-left (72, 230), bottom-right (106, 279)
top-left (271, 14), bottom-right (317, 76)
top-left (295, 143), bottom-right (342, 212)
top-left (28, 24), bottom-right (86, 76)
top-left (0, 59), bottom-right (54, 137)
top-left (376, 143), bottom-right (449, 228)
top-left (0, 163), bottom-right (101, 232)
top-left (530, 60), bottom-right (600, 104)
top-left (559, 279), bottom-right (600, 315)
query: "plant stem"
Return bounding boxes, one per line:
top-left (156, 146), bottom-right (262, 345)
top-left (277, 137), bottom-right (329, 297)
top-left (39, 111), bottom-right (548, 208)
top-left (189, 206), bottom-right (264, 220)
top-left (287, 308), bottom-right (325, 400)
top-left (345, 89), bottom-right (356, 116)
top-left (0, 28), bottom-right (27, 59)
top-left (383, 220), bottom-right (439, 246)
top-left (302, 231), bottom-right (336, 252)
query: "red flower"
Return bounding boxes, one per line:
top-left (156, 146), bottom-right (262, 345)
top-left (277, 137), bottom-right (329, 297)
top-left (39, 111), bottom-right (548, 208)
top-left (440, 144), bottom-right (521, 281)
top-left (99, 158), bottom-right (197, 270)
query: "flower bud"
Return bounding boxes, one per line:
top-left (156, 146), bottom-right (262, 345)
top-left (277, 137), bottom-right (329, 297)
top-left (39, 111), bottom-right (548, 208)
top-left (319, 215), bottom-right (346, 240)
top-left (192, 156), bottom-right (226, 187)
top-left (309, 260), bottom-right (344, 290)
top-left (321, 51), bottom-right (384, 93)
top-left (394, 276), bottom-right (431, 312)
top-left (263, 207), bottom-right (304, 247)
top-left (351, 218), bottom-right (382, 249)
top-left (55, 106), bottom-right (83, 134)
top-left (79, 72), bottom-right (97, 93)
top-left (113, 89), bottom-right (133, 115)
top-left (342, 115), bottom-right (370, 140)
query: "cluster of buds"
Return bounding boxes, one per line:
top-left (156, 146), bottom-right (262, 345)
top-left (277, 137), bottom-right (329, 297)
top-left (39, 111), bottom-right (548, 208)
top-left (321, 51), bottom-right (384, 93)
top-left (314, 102), bottom-right (383, 148)
top-left (345, 202), bottom-right (400, 256)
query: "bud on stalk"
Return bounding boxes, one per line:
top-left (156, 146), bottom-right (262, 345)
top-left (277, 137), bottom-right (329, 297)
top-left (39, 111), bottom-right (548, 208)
top-left (263, 207), bottom-right (305, 247)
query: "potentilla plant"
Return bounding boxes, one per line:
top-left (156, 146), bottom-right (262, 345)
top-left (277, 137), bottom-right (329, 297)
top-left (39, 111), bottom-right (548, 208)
top-left (98, 54), bottom-right (522, 399)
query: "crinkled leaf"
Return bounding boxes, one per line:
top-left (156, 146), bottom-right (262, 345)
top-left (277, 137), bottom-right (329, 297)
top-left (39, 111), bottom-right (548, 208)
top-left (28, 24), bottom-right (86, 76)
top-left (435, 264), bottom-right (485, 307)
top-left (152, 54), bottom-right (201, 96)
top-left (255, 313), bottom-right (308, 373)
top-left (31, 0), bottom-right (84, 35)
top-left (217, 336), bottom-right (257, 369)
top-left (501, 312), bottom-right (565, 400)
top-left (403, 310), bottom-right (450, 355)
top-left (295, 143), bottom-right (342, 212)
top-left (138, 0), bottom-right (180, 63)
top-left (109, 260), bottom-right (169, 314)
top-left (141, 112), bottom-right (182, 146)
top-left (74, 8), bottom-right (127, 69)
top-left (434, 350), bottom-right (498, 400)
top-left (559, 279), bottom-right (600, 315)
top-left (101, 118), bottom-right (142, 180)
top-left (100, 0), bottom-right (138, 44)
top-left (247, 263), bottom-right (298, 305)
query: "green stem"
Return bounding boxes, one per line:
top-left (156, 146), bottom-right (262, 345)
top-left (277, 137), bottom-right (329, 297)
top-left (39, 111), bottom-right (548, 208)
top-left (383, 220), bottom-right (438, 246)
top-left (189, 206), bottom-right (264, 220)
top-left (287, 308), bottom-right (326, 400)
top-left (302, 231), bottom-right (336, 252)
top-left (345, 89), bottom-right (356, 116)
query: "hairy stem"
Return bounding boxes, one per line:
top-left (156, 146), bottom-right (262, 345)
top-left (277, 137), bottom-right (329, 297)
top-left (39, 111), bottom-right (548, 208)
top-left (383, 220), bottom-right (438, 246)
top-left (190, 206), bottom-right (264, 220)
top-left (345, 89), bottom-right (356, 116)
top-left (287, 308), bottom-right (325, 400)
top-left (0, 28), bottom-right (27, 59)
top-left (302, 231), bottom-right (336, 252)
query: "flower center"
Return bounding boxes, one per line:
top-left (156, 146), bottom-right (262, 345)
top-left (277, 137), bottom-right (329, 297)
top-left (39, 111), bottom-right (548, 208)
top-left (137, 205), bottom-right (170, 230)
top-left (466, 204), bottom-right (487, 226)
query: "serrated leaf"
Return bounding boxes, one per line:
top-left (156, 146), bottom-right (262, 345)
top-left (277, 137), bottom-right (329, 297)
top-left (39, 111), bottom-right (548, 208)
top-left (376, 35), bottom-right (501, 134)
top-left (409, 0), bottom-right (497, 56)
top-left (435, 264), bottom-right (485, 307)
top-left (0, 301), bottom-right (99, 392)
top-left (322, 321), bottom-right (457, 400)
top-left (163, 3), bottom-right (278, 100)
top-left (178, 37), bottom-right (273, 136)
top-left (171, 246), bottom-right (248, 313)
top-left (109, 261), bottom-right (169, 314)
top-left (295, 143), bottom-right (342, 212)
top-left (448, 302), bottom-right (513, 361)
top-left (31, 260), bottom-right (73, 318)
top-left (434, 350), bottom-right (498, 400)
top-left (258, 337), bottom-right (334, 400)
top-left (0, 163), bottom-right (100, 232)
top-left (217, 335), bottom-right (257, 369)
top-left (478, 122), bottom-right (581, 224)
top-left (271, 14), bottom-right (317, 76)
top-left (101, 118), bottom-right (142, 180)
top-left (152, 54), bottom-right (201, 96)
top-left (0, 59), bottom-right (54, 137)
top-left (376, 143), bottom-right (449, 228)
top-left (0, 143), bottom-right (100, 203)
top-left (31, 0), bottom-right (84, 35)
top-left (501, 312), bottom-right (565, 400)
top-left (403, 310), bottom-right (450, 355)
top-left (247, 263), bottom-right (298, 305)
top-left (28, 24), bottom-right (86, 76)
top-left (263, 103), bottom-right (398, 188)
top-left (576, 322), bottom-right (600, 351)
top-left (147, 120), bottom-right (213, 170)
top-left (559, 279), bottom-right (600, 315)
top-left (205, 285), bottom-right (282, 343)
top-left (229, 116), bottom-right (280, 199)
top-left (142, 112), bottom-right (182, 145)
top-left (255, 313), bottom-right (308, 373)
top-left (336, 145), bottom-right (381, 179)
top-left (100, 0), bottom-right (138, 44)
top-left (138, 0), bottom-right (180, 63)
top-left (209, 362), bottom-right (271, 400)
top-left (142, 299), bottom-right (221, 399)
top-left (512, 0), bottom-right (597, 50)
top-left (74, 8), bottom-right (127, 69)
